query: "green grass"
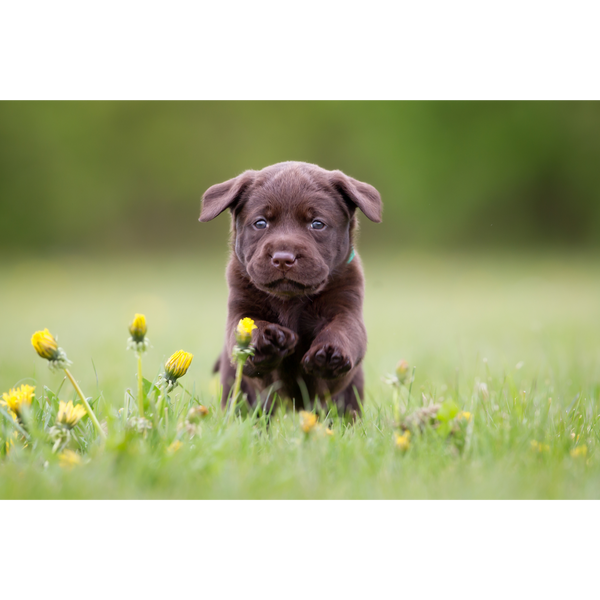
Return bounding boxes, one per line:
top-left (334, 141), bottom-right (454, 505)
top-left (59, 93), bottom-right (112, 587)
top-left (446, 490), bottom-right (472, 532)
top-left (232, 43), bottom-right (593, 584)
top-left (1, 249), bottom-right (600, 498)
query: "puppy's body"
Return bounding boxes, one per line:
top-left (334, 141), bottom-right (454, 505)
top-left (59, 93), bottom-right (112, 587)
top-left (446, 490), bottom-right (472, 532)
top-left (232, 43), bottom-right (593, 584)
top-left (200, 162), bottom-right (382, 414)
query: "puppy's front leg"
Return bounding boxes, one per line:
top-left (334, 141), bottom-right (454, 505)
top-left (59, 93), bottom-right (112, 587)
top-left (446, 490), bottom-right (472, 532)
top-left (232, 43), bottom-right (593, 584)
top-left (227, 319), bottom-right (297, 377)
top-left (302, 315), bottom-right (366, 380)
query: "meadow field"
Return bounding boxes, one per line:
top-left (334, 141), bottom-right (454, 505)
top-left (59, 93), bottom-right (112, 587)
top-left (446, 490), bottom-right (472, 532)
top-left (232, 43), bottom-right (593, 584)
top-left (1, 249), bottom-right (599, 499)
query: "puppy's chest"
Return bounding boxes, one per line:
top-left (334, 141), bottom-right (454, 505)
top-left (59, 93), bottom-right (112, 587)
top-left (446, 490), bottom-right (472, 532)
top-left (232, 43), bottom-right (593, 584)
top-left (272, 302), bottom-right (327, 340)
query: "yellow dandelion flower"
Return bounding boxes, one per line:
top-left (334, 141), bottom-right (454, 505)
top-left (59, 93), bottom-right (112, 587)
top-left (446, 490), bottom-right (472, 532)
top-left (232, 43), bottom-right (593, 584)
top-left (236, 317), bottom-right (257, 347)
top-left (457, 411), bottom-right (472, 422)
top-left (129, 314), bottom-right (147, 341)
top-left (31, 328), bottom-right (58, 360)
top-left (31, 328), bottom-right (71, 369)
top-left (1, 384), bottom-right (35, 416)
top-left (395, 430), bottom-right (411, 451)
top-left (165, 350), bottom-right (193, 378)
top-left (299, 410), bottom-right (318, 433)
top-left (395, 359), bottom-right (410, 384)
top-left (570, 445), bottom-right (588, 458)
top-left (164, 350), bottom-right (193, 385)
top-left (56, 400), bottom-right (86, 429)
top-left (59, 449), bottom-right (82, 468)
top-left (128, 313), bottom-right (150, 352)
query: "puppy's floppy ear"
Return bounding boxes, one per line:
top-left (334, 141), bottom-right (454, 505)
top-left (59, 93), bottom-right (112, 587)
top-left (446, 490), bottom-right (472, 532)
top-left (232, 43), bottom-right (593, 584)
top-left (329, 170), bottom-right (382, 223)
top-left (199, 170), bottom-right (257, 222)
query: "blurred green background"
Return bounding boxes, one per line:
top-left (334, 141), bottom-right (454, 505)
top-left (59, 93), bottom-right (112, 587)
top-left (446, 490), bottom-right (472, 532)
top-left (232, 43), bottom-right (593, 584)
top-left (2, 101), bottom-right (600, 254)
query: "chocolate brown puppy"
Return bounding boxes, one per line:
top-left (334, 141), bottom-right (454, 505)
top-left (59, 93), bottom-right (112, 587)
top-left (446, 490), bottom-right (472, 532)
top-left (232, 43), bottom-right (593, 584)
top-left (199, 161), bottom-right (382, 415)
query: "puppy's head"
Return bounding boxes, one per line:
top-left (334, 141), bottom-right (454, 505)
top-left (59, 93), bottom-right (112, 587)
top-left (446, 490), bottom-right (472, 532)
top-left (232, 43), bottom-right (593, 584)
top-left (200, 162), bottom-right (382, 299)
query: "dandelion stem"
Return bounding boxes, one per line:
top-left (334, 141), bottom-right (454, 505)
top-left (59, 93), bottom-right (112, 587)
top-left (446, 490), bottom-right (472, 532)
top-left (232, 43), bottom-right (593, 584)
top-left (407, 366), bottom-right (416, 409)
top-left (392, 386), bottom-right (400, 423)
top-left (136, 351), bottom-right (144, 418)
top-left (229, 358), bottom-right (244, 421)
top-left (156, 382), bottom-right (168, 423)
top-left (156, 390), bottom-right (163, 420)
top-left (63, 368), bottom-right (106, 439)
top-left (228, 318), bottom-right (256, 422)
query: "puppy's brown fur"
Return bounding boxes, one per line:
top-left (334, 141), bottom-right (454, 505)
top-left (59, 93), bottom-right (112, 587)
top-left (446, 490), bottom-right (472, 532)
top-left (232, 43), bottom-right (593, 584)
top-left (199, 161), bottom-right (382, 414)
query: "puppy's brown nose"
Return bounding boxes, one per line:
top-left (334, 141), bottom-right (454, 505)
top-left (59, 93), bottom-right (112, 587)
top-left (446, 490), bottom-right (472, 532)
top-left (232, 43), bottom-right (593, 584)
top-left (271, 251), bottom-right (296, 271)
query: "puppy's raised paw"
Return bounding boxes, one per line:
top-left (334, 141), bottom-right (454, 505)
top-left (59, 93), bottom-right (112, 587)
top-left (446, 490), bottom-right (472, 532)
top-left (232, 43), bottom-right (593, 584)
top-left (251, 323), bottom-right (298, 370)
top-left (302, 343), bottom-right (352, 379)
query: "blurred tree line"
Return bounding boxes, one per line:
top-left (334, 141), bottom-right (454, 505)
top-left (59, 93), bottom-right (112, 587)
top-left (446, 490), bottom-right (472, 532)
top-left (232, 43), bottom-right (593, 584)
top-left (1, 101), bottom-right (599, 254)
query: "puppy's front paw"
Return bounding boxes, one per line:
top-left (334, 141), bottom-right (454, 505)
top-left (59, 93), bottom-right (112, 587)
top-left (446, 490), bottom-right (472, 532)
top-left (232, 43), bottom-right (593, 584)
top-left (251, 323), bottom-right (298, 369)
top-left (302, 343), bottom-right (352, 379)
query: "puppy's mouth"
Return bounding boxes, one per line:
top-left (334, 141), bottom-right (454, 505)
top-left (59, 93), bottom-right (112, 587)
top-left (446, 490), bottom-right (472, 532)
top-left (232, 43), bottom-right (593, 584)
top-left (255, 277), bottom-right (325, 298)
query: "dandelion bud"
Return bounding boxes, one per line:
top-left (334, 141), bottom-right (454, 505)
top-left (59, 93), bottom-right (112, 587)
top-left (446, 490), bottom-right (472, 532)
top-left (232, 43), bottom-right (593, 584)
top-left (31, 329), bottom-right (72, 370)
top-left (236, 318), bottom-right (257, 348)
top-left (187, 405), bottom-right (209, 424)
top-left (31, 329), bottom-right (58, 359)
top-left (163, 350), bottom-right (193, 389)
top-left (127, 313), bottom-right (150, 352)
top-left (395, 430), bottom-right (411, 451)
top-left (165, 350), bottom-right (193, 379)
top-left (1, 384), bottom-right (35, 417)
top-left (299, 410), bottom-right (318, 433)
top-left (395, 359), bottom-right (410, 385)
top-left (129, 313), bottom-right (147, 340)
top-left (56, 400), bottom-right (86, 429)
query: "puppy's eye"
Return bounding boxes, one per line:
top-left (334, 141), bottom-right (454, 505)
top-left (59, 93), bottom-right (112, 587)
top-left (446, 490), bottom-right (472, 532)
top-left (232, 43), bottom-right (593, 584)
top-left (254, 219), bottom-right (268, 230)
top-left (310, 220), bottom-right (326, 230)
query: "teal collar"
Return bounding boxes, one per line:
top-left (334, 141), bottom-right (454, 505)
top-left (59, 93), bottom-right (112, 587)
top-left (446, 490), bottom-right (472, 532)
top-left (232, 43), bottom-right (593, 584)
top-left (347, 246), bottom-right (356, 264)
